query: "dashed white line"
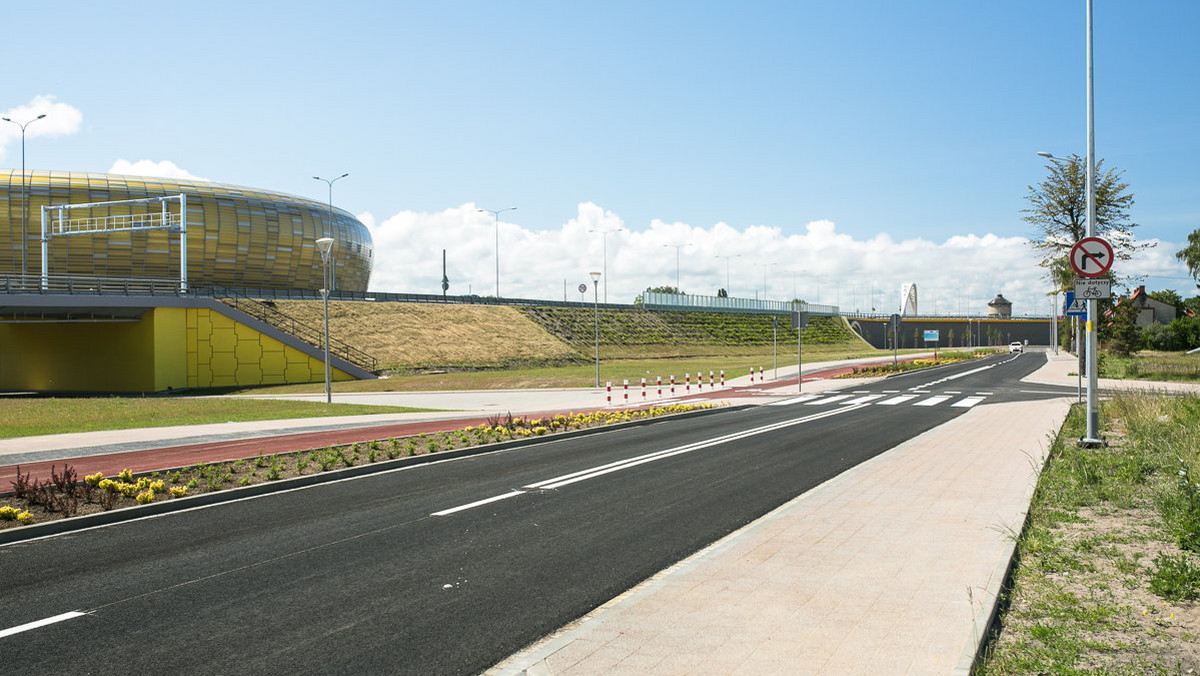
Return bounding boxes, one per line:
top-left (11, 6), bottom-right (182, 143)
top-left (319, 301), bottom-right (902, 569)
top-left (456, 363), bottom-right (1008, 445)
top-left (431, 491), bottom-right (525, 517)
top-left (952, 396), bottom-right (987, 408)
top-left (0, 611), bottom-right (87, 639)
top-left (840, 395), bottom-right (884, 406)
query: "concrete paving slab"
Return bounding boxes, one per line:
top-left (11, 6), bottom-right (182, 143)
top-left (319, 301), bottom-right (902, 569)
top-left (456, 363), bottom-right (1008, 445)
top-left (488, 395), bottom-right (1073, 675)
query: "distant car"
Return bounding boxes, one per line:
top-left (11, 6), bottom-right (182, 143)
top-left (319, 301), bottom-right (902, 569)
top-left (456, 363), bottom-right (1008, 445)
top-left (1008, 342), bottom-right (1023, 353)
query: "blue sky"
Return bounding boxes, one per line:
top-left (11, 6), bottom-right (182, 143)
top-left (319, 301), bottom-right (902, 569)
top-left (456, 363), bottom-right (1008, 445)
top-left (3, 1), bottom-right (1198, 313)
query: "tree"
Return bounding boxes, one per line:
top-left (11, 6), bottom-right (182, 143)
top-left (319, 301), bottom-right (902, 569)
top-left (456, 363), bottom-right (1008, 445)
top-left (1104, 297), bottom-right (1142, 356)
top-left (717, 288), bottom-right (728, 298)
top-left (1177, 229), bottom-right (1200, 284)
top-left (1023, 154), bottom-right (1152, 291)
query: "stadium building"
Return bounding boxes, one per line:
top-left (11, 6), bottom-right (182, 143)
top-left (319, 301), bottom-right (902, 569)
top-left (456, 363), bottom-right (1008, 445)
top-left (1, 170), bottom-right (376, 392)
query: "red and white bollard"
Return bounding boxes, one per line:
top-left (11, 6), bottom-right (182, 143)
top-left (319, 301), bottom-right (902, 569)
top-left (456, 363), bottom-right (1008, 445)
top-left (623, 379), bottom-right (629, 404)
top-left (656, 375), bottom-right (662, 398)
top-left (685, 373), bottom-right (691, 393)
top-left (720, 370), bottom-right (725, 387)
top-left (709, 371), bottom-right (714, 388)
top-left (606, 381), bottom-right (612, 406)
top-left (670, 375), bottom-right (676, 395)
top-left (641, 377), bottom-right (646, 400)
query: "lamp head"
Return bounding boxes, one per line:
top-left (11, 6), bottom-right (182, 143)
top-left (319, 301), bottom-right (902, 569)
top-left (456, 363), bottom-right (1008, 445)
top-left (589, 271), bottom-right (601, 282)
top-left (315, 237), bottom-right (335, 261)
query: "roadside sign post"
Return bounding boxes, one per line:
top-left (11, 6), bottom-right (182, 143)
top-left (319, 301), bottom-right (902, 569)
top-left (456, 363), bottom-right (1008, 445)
top-left (923, 329), bottom-right (940, 361)
top-left (792, 311), bottom-right (809, 392)
top-left (1069, 236), bottom-right (1114, 446)
top-left (890, 314), bottom-right (901, 368)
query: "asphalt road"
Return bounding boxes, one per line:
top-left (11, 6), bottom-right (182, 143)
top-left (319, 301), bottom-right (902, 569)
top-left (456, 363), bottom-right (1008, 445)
top-left (0, 352), bottom-right (1072, 675)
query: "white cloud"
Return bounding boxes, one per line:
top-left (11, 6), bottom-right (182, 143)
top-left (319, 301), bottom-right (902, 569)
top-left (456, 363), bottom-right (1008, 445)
top-left (108, 159), bottom-right (209, 182)
top-left (362, 202), bottom-right (1193, 316)
top-left (1, 95), bottom-right (84, 163)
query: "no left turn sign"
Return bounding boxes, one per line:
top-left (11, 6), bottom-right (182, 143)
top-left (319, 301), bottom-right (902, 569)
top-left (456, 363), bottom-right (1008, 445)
top-left (1069, 237), bottom-right (1114, 278)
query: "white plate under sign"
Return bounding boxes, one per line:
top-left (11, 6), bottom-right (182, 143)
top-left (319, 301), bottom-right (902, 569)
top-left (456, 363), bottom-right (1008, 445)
top-left (1074, 278), bottom-right (1111, 300)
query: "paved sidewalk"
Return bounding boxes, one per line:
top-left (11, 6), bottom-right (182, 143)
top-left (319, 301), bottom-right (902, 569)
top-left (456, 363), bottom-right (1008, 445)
top-left (1023, 349), bottom-right (1200, 394)
top-left (489, 395), bottom-right (1073, 675)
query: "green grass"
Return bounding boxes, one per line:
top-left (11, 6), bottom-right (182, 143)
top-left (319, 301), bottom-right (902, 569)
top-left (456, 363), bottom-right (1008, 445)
top-left (977, 392), bottom-right (1200, 674)
top-left (0, 398), bottom-right (436, 439)
top-left (1100, 351), bottom-right (1200, 382)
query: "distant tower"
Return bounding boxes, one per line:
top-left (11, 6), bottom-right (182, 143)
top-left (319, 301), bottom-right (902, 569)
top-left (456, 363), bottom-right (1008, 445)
top-left (987, 293), bottom-right (1012, 318)
top-left (900, 283), bottom-right (918, 315)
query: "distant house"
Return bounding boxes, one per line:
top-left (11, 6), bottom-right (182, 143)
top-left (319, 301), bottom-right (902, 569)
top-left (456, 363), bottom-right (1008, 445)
top-left (1129, 286), bottom-right (1176, 327)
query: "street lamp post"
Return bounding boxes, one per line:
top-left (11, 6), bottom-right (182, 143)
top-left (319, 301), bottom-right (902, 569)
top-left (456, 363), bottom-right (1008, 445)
top-left (479, 206), bottom-right (517, 297)
top-left (662, 243), bottom-right (690, 292)
top-left (316, 237), bottom-right (335, 404)
top-left (590, 271), bottom-right (602, 387)
top-left (588, 226), bottom-right (622, 303)
top-left (312, 173), bottom-right (348, 291)
top-left (2, 113), bottom-right (46, 281)
top-left (715, 254), bottom-right (741, 295)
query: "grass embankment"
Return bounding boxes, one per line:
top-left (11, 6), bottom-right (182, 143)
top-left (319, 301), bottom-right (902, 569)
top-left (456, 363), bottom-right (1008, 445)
top-left (1100, 351), bottom-right (1200, 383)
top-left (242, 301), bottom-right (881, 393)
top-left (0, 399), bottom-right (434, 439)
top-left (271, 301), bottom-right (578, 369)
top-left (977, 393), bottom-right (1200, 673)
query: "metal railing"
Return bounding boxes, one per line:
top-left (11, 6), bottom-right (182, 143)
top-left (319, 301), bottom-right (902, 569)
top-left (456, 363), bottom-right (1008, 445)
top-left (213, 290), bottom-right (379, 372)
top-left (1, 274), bottom-right (186, 295)
top-left (641, 291), bottom-right (840, 316)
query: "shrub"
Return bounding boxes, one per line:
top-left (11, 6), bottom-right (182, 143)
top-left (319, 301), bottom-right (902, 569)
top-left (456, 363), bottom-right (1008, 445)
top-left (1149, 552), bottom-right (1200, 601)
top-left (135, 490), bottom-right (155, 504)
top-left (169, 486), bottom-right (188, 498)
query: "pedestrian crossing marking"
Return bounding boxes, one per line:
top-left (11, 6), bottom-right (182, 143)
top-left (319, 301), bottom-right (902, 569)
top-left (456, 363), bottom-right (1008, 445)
top-left (840, 395), bottom-right (884, 405)
top-left (807, 394), bottom-right (852, 405)
top-left (951, 396), bottom-right (986, 408)
top-left (913, 396), bottom-right (952, 407)
top-left (768, 392), bottom-right (993, 409)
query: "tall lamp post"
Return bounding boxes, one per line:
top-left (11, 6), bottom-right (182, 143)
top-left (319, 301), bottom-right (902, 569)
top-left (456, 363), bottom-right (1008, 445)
top-left (316, 237), bottom-right (335, 404)
top-left (2, 113), bottom-right (46, 280)
top-left (479, 206), bottom-right (517, 297)
top-left (662, 243), bottom-right (690, 292)
top-left (312, 173), bottom-right (348, 291)
top-left (715, 254), bottom-right (741, 295)
top-left (588, 226), bottom-right (622, 303)
top-left (1037, 146), bottom-right (1101, 445)
top-left (590, 271), bottom-right (602, 387)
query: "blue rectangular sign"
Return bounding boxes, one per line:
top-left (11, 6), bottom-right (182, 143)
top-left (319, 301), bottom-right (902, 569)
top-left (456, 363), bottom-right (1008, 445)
top-left (923, 330), bottom-right (939, 342)
top-left (1064, 291), bottom-right (1087, 317)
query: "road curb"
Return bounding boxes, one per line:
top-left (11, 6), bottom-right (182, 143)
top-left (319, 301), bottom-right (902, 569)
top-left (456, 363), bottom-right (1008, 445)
top-left (0, 404), bottom-right (743, 546)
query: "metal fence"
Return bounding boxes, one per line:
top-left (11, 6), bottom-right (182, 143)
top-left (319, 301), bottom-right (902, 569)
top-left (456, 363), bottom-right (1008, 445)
top-left (641, 291), bottom-right (840, 316)
top-left (1, 275), bottom-right (186, 296)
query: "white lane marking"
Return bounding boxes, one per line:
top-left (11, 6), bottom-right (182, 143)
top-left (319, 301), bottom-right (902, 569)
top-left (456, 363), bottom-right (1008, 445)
top-left (907, 361), bottom-right (1001, 391)
top-left (768, 395), bottom-right (820, 406)
top-left (952, 396), bottom-right (987, 408)
top-left (431, 490), bottom-right (526, 517)
top-left (806, 394), bottom-right (852, 405)
top-left (882, 390), bottom-right (901, 393)
top-left (876, 395), bottom-right (918, 406)
top-left (852, 390), bottom-right (871, 394)
top-left (523, 405), bottom-right (870, 492)
top-left (976, 392), bottom-right (994, 395)
top-left (839, 395), bottom-right (884, 405)
top-left (0, 611), bottom-right (87, 639)
top-left (944, 390), bottom-right (962, 394)
top-left (913, 396), bottom-right (951, 407)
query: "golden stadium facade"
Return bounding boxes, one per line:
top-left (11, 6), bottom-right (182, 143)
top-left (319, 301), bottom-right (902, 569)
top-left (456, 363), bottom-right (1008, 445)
top-left (0, 170), bottom-right (373, 291)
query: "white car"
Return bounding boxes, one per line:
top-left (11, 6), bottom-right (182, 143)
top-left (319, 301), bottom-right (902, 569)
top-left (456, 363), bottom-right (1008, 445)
top-left (1008, 342), bottom-right (1023, 353)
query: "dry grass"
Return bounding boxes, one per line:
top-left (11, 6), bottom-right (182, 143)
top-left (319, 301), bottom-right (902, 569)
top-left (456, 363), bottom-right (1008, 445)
top-left (272, 301), bottom-right (577, 368)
